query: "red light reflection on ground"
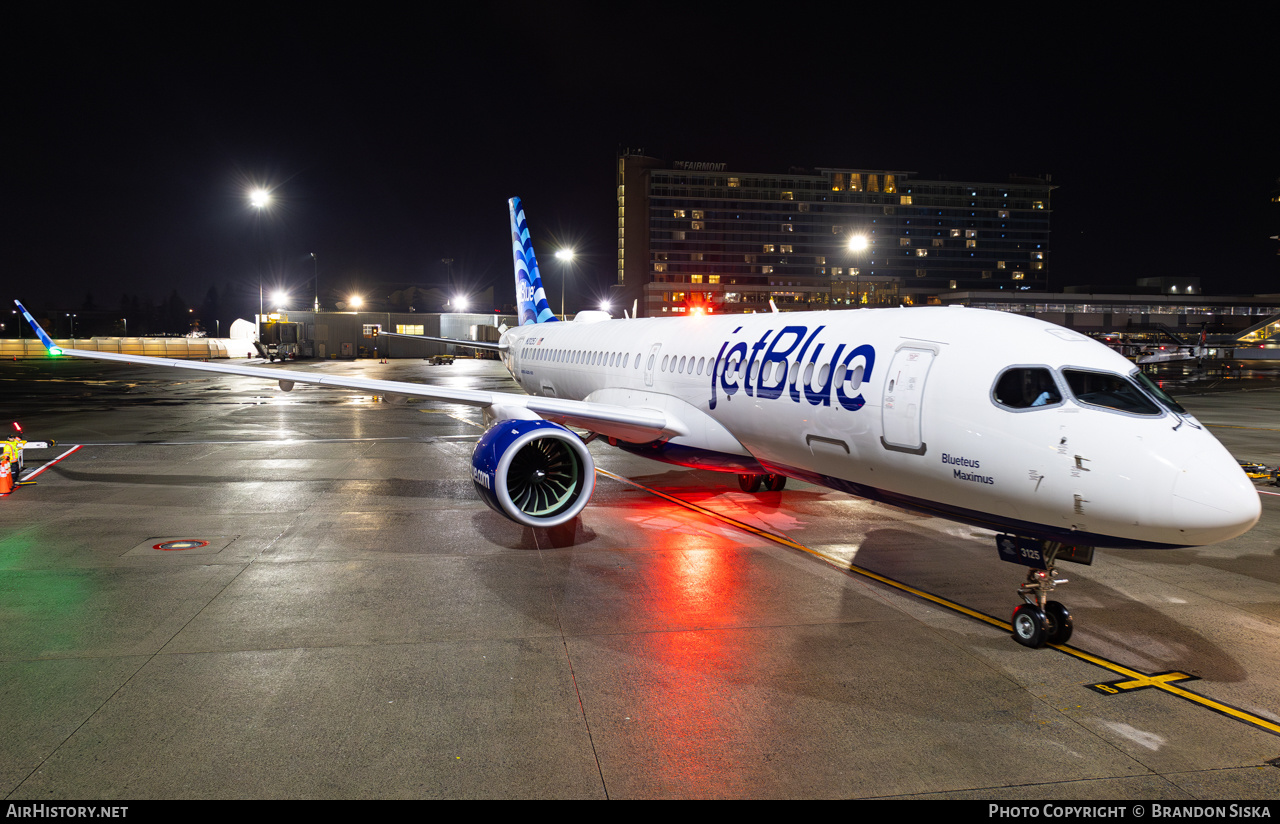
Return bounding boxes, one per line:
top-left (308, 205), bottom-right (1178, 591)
top-left (601, 485), bottom-right (785, 796)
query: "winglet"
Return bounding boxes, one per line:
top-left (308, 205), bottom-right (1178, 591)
top-left (508, 197), bottom-right (558, 325)
top-left (13, 301), bottom-right (61, 355)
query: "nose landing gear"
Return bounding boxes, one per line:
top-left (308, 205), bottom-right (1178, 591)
top-left (1012, 569), bottom-right (1073, 648)
top-left (997, 536), bottom-right (1091, 648)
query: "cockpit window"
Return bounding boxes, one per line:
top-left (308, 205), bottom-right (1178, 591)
top-left (993, 367), bottom-right (1063, 409)
top-left (1062, 369), bottom-right (1161, 415)
top-left (1132, 370), bottom-right (1189, 415)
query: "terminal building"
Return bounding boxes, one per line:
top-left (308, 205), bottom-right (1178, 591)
top-left (614, 151), bottom-right (1054, 317)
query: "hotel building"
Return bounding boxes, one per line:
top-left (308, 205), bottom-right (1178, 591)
top-left (615, 151), bottom-right (1053, 317)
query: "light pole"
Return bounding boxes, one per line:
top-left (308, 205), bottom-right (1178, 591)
top-left (310, 252), bottom-right (319, 313)
top-left (555, 248), bottom-right (575, 319)
top-left (249, 188), bottom-right (272, 340)
top-left (847, 234), bottom-right (868, 307)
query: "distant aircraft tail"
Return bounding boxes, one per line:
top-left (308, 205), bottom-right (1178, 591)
top-left (508, 197), bottom-right (557, 325)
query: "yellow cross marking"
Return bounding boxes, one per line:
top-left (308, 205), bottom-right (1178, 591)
top-left (1088, 671), bottom-right (1196, 694)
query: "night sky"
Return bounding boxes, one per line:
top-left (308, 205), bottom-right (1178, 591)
top-left (6, 9), bottom-right (1276, 327)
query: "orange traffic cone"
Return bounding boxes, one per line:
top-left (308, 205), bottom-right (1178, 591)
top-left (0, 455), bottom-right (12, 496)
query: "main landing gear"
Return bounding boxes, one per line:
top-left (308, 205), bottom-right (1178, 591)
top-left (737, 473), bottom-right (787, 493)
top-left (997, 536), bottom-right (1093, 648)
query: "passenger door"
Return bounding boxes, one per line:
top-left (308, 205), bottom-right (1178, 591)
top-left (880, 345), bottom-right (936, 455)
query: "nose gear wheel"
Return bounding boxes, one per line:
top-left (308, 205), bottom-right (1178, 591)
top-left (1011, 542), bottom-right (1074, 648)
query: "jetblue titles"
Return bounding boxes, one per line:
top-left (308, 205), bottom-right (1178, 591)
top-left (708, 325), bottom-right (875, 412)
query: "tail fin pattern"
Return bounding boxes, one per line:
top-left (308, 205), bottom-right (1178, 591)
top-left (508, 197), bottom-right (557, 325)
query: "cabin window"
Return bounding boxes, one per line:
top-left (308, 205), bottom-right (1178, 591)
top-left (1062, 369), bottom-right (1160, 415)
top-left (993, 367), bottom-right (1063, 410)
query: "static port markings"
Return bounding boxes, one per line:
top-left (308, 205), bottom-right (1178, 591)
top-left (593, 467), bottom-right (1280, 739)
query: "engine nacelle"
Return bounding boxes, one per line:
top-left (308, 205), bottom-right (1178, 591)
top-left (471, 419), bottom-right (595, 527)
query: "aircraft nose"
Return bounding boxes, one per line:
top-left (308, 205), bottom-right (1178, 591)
top-left (1170, 449), bottom-right (1262, 545)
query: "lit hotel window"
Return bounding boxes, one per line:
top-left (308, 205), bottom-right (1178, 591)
top-left (762, 244), bottom-right (775, 253)
top-left (709, 275), bottom-right (720, 284)
top-left (691, 221), bottom-right (704, 230)
top-left (900, 238), bottom-right (912, 247)
top-left (966, 230), bottom-right (977, 238)
top-left (951, 229), bottom-right (961, 237)
top-left (781, 224), bottom-right (793, 232)
top-left (691, 275), bottom-right (703, 284)
top-left (781, 191), bottom-right (794, 200)
top-left (916, 248), bottom-right (928, 257)
top-left (999, 210), bottom-right (1009, 218)
top-left (780, 245), bottom-right (793, 253)
top-left (932, 238), bottom-right (944, 247)
top-left (966, 240), bottom-right (976, 248)
top-left (900, 195), bottom-right (912, 205)
top-left (728, 178), bottom-right (740, 188)
top-left (1033, 201), bottom-right (1044, 209)
top-left (654, 263), bottom-right (667, 273)
top-left (1012, 272), bottom-right (1025, 280)
top-left (692, 210), bottom-right (704, 219)
top-left (673, 210), bottom-right (686, 218)
top-left (884, 175), bottom-right (896, 194)
top-left (997, 260), bottom-right (1006, 269)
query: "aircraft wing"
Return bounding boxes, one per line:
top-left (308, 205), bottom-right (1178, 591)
top-left (14, 301), bottom-right (672, 443)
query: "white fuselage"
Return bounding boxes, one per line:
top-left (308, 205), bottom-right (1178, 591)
top-left (497, 306), bottom-right (1259, 550)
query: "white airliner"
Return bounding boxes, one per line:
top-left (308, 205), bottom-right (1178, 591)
top-left (14, 197), bottom-right (1261, 648)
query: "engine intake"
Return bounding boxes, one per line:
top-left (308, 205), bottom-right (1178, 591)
top-left (471, 419), bottom-right (595, 527)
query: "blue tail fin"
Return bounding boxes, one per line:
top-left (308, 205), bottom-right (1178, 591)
top-left (508, 197), bottom-right (557, 325)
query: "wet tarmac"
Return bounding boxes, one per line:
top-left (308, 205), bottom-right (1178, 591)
top-left (2, 357), bottom-right (1279, 799)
